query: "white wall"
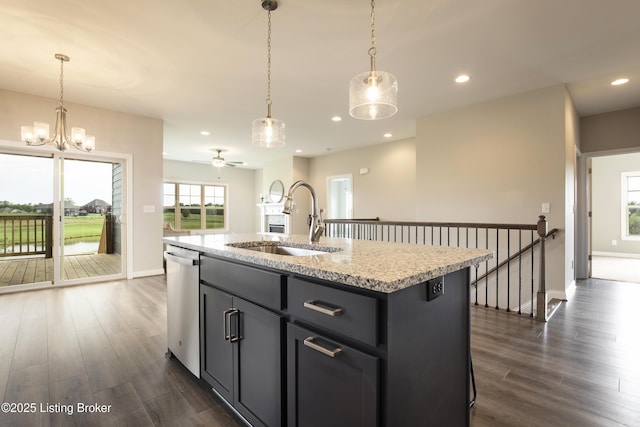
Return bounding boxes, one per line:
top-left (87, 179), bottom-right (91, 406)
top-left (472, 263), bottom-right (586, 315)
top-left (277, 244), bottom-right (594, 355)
top-left (0, 88), bottom-right (164, 278)
top-left (414, 85), bottom-right (574, 298)
top-left (309, 138), bottom-right (416, 220)
top-left (163, 159), bottom-right (257, 233)
top-left (564, 90), bottom-right (579, 290)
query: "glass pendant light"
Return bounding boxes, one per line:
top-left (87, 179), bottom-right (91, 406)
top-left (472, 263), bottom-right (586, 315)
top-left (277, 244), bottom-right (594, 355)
top-left (349, 0), bottom-right (398, 120)
top-left (252, 0), bottom-right (285, 147)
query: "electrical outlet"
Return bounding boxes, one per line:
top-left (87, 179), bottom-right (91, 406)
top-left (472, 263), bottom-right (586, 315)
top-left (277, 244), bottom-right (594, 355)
top-left (612, 240), bottom-right (617, 246)
top-left (427, 277), bottom-right (444, 301)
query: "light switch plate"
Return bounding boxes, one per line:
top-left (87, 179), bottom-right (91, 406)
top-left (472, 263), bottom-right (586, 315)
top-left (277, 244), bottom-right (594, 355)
top-left (143, 205), bottom-right (155, 213)
top-left (541, 203), bottom-right (550, 214)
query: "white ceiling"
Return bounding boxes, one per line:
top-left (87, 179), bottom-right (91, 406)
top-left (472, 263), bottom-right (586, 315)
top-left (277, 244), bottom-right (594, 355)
top-left (2, 0), bottom-right (640, 168)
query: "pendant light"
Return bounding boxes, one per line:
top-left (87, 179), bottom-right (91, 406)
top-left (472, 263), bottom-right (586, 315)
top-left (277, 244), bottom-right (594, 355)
top-left (252, 0), bottom-right (285, 148)
top-left (21, 54), bottom-right (95, 152)
top-left (349, 0), bottom-right (398, 120)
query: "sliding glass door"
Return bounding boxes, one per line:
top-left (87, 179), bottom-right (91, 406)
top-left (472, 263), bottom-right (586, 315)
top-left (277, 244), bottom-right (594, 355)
top-left (0, 152), bottom-right (54, 286)
top-left (0, 151), bottom-right (126, 289)
top-left (60, 157), bottom-right (124, 283)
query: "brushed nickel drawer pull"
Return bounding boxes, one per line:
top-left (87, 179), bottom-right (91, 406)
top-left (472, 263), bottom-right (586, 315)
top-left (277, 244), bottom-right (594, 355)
top-left (228, 309), bottom-right (240, 343)
top-left (223, 309), bottom-right (234, 341)
top-left (303, 337), bottom-right (342, 358)
top-left (303, 300), bottom-right (344, 316)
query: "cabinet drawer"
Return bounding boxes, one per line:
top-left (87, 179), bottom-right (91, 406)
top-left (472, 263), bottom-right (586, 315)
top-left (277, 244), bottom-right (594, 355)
top-left (200, 256), bottom-right (284, 310)
top-left (287, 323), bottom-right (379, 427)
top-left (288, 277), bottom-right (378, 346)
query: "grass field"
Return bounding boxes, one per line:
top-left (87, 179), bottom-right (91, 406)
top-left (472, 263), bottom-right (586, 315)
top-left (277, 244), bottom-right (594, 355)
top-left (163, 211), bottom-right (224, 230)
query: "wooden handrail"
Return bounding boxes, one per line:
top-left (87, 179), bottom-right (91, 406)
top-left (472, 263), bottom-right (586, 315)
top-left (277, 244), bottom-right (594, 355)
top-left (470, 228), bottom-right (558, 286)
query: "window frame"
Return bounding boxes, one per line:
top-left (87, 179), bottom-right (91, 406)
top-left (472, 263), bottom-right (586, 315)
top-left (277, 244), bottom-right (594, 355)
top-left (163, 181), bottom-right (228, 232)
top-left (620, 171), bottom-right (640, 241)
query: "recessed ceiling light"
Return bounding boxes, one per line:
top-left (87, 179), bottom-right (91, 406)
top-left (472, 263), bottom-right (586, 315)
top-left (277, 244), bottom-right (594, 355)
top-left (162, 152), bottom-right (167, 156)
top-left (455, 74), bottom-right (471, 84)
top-left (331, 116), bottom-right (342, 122)
top-left (295, 149), bottom-right (302, 153)
top-left (611, 78), bottom-right (629, 86)
top-left (384, 133), bottom-right (392, 138)
top-left (200, 131), bottom-right (210, 136)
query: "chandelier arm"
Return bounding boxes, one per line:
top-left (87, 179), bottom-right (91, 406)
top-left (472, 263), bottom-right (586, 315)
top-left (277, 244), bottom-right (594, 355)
top-left (60, 106), bottom-right (72, 150)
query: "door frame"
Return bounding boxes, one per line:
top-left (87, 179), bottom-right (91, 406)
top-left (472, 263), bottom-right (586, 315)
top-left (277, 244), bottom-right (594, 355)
top-left (326, 174), bottom-right (353, 220)
top-left (0, 141), bottom-right (133, 287)
top-left (57, 151), bottom-right (133, 285)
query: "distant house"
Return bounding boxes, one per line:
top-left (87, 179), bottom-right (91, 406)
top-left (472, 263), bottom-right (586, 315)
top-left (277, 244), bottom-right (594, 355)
top-left (35, 204), bottom-right (53, 215)
top-left (35, 202), bottom-right (82, 216)
top-left (0, 207), bottom-right (26, 214)
top-left (83, 199), bottom-right (111, 214)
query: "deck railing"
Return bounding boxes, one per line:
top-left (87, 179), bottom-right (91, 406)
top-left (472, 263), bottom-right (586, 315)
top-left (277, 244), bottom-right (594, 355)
top-left (0, 215), bottom-right (53, 258)
top-left (324, 216), bottom-right (558, 321)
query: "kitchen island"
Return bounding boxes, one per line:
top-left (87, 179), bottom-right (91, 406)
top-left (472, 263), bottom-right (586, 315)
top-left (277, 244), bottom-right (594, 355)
top-left (164, 233), bottom-right (492, 427)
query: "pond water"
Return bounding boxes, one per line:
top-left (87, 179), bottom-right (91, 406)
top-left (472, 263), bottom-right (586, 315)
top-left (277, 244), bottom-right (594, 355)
top-left (63, 240), bottom-right (100, 255)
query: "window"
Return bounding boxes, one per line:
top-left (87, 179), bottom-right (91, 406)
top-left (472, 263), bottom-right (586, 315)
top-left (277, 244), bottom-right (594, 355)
top-left (622, 172), bottom-right (640, 239)
top-left (163, 182), bottom-right (227, 231)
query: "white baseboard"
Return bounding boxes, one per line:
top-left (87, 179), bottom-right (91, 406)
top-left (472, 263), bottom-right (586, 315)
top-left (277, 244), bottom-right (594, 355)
top-left (133, 269), bottom-right (165, 278)
top-left (592, 251), bottom-right (640, 259)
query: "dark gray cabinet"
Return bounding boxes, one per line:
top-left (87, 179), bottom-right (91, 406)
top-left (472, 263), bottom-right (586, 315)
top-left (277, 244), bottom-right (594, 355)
top-left (287, 323), bottom-right (378, 427)
top-left (201, 284), bottom-right (283, 427)
top-left (198, 253), bottom-right (471, 427)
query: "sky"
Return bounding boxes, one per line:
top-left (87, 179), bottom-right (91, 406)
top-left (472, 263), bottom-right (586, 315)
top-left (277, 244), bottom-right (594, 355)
top-left (0, 153), bottom-right (113, 206)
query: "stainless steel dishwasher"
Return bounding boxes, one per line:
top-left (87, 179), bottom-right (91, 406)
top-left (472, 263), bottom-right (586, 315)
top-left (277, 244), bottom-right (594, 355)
top-left (164, 245), bottom-right (200, 378)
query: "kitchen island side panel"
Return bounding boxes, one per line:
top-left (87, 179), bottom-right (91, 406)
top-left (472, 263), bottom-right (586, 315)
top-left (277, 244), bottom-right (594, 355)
top-left (384, 267), bottom-right (470, 427)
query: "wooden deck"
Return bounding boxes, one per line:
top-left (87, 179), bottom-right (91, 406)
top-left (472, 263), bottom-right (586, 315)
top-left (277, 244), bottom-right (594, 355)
top-left (0, 253), bottom-right (121, 286)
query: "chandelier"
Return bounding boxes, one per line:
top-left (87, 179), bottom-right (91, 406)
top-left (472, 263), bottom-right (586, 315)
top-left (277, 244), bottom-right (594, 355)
top-left (349, 0), bottom-right (398, 120)
top-left (21, 54), bottom-right (95, 152)
top-left (251, 0), bottom-right (285, 148)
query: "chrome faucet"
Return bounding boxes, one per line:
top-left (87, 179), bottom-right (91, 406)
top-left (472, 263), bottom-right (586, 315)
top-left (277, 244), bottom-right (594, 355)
top-left (282, 180), bottom-right (324, 243)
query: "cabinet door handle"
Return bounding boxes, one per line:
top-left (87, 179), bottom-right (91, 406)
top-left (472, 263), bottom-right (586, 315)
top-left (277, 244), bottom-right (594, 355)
top-left (223, 308), bottom-right (235, 341)
top-left (303, 337), bottom-right (342, 358)
top-left (228, 309), bottom-right (240, 343)
top-left (303, 300), bottom-right (344, 317)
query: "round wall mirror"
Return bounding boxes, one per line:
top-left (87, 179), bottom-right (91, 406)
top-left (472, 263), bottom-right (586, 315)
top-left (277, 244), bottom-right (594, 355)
top-left (269, 179), bottom-right (285, 203)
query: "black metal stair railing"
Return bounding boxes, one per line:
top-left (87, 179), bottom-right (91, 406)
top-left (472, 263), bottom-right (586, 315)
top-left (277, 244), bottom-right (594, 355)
top-left (324, 216), bottom-right (558, 321)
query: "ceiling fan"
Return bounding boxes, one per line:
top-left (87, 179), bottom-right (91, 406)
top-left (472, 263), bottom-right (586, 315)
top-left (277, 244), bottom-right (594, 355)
top-left (195, 149), bottom-right (245, 168)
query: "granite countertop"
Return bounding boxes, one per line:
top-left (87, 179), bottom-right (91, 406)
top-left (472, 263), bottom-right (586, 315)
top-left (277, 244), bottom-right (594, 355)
top-left (164, 233), bottom-right (493, 293)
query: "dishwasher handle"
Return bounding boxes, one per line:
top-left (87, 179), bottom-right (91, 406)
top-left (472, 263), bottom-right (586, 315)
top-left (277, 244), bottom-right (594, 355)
top-left (164, 251), bottom-right (199, 266)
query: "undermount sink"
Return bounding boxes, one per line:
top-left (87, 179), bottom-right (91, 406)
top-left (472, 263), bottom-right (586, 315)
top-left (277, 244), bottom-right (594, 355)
top-left (226, 242), bottom-right (341, 257)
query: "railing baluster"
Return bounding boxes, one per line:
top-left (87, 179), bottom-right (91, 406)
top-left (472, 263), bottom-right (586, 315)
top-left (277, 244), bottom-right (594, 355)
top-left (474, 228), bottom-right (479, 306)
top-left (530, 230), bottom-right (535, 318)
top-left (518, 231), bottom-right (522, 315)
top-left (485, 228), bottom-right (489, 308)
top-left (495, 228), bottom-right (499, 310)
top-left (506, 228), bottom-right (511, 313)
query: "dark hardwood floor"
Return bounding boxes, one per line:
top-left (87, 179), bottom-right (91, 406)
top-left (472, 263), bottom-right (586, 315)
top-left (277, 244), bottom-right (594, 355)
top-left (0, 275), bottom-right (638, 426)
